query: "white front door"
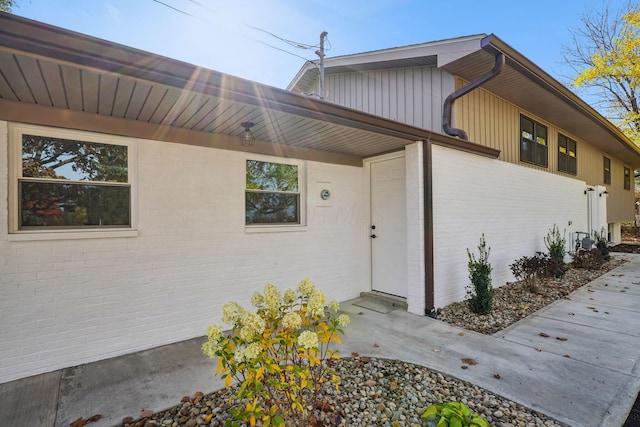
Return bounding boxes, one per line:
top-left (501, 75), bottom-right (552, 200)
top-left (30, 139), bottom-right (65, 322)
top-left (370, 156), bottom-right (407, 297)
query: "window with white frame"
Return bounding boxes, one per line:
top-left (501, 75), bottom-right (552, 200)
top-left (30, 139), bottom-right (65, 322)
top-left (245, 159), bottom-right (302, 225)
top-left (10, 125), bottom-right (134, 232)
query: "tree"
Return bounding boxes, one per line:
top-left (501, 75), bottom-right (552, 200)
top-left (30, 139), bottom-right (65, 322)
top-left (563, 2), bottom-right (640, 146)
top-left (0, 0), bottom-right (17, 12)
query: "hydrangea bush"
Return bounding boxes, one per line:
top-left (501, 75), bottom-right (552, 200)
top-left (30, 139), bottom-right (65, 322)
top-left (202, 279), bottom-right (349, 427)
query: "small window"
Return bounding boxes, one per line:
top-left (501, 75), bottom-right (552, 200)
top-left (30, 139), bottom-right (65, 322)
top-left (624, 167), bottom-right (631, 190)
top-left (604, 157), bottom-right (611, 185)
top-left (558, 134), bottom-right (577, 175)
top-left (246, 160), bottom-right (301, 225)
top-left (520, 115), bottom-right (548, 168)
top-left (11, 126), bottom-right (133, 231)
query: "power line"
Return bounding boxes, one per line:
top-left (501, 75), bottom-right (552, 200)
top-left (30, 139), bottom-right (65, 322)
top-left (150, 0), bottom-right (319, 61)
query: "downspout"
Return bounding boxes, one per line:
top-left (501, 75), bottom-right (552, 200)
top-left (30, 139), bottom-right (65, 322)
top-left (442, 53), bottom-right (505, 139)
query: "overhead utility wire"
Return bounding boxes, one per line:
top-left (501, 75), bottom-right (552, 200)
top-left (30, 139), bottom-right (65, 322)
top-left (150, 0), bottom-right (313, 61)
top-left (183, 0), bottom-right (320, 50)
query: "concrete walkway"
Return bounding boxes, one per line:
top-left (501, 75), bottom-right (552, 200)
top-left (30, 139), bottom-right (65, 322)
top-left (2, 253), bottom-right (640, 427)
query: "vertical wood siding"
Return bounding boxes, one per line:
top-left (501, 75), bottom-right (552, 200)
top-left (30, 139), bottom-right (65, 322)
top-left (324, 67), bottom-right (454, 133)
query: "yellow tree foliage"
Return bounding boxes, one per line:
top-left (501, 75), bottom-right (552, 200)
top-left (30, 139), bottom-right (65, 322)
top-left (575, 9), bottom-right (640, 146)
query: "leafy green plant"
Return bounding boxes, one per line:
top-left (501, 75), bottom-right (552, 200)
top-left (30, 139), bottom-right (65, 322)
top-left (594, 228), bottom-right (610, 260)
top-left (572, 248), bottom-right (605, 270)
top-left (421, 401), bottom-right (489, 427)
top-left (202, 280), bottom-right (349, 427)
top-left (544, 224), bottom-right (567, 278)
top-left (466, 234), bottom-right (493, 314)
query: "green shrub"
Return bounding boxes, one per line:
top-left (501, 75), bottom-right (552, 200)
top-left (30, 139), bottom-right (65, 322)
top-left (421, 401), bottom-right (489, 427)
top-left (466, 235), bottom-right (493, 314)
top-left (594, 228), bottom-right (610, 260)
top-left (544, 224), bottom-right (567, 278)
top-left (202, 280), bottom-right (349, 426)
top-left (572, 249), bottom-right (605, 270)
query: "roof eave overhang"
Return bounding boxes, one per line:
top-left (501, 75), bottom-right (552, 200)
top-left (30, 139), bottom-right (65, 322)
top-left (0, 12), bottom-right (499, 163)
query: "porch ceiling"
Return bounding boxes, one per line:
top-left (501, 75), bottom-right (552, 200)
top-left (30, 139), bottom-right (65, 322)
top-left (0, 12), bottom-right (497, 164)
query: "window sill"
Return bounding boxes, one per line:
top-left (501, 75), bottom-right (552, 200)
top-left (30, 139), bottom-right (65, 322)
top-left (7, 229), bottom-right (138, 241)
top-left (245, 225), bottom-right (307, 234)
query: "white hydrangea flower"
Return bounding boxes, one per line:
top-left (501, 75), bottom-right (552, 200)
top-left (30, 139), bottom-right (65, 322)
top-left (309, 289), bottom-right (326, 317)
top-left (243, 342), bottom-right (262, 361)
top-left (328, 299), bottom-right (340, 313)
top-left (283, 289), bottom-right (297, 304)
top-left (239, 311), bottom-right (266, 337)
top-left (222, 302), bottom-right (244, 325)
top-left (201, 340), bottom-right (222, 358)
top-left (206, 324), bottom-right (223, 341)
top-left (297, 330), bottom-right (319, 349)
top-left (297, 278), bottom-right (315, 297)
top-left (263, 283), bottom-right (282, 312)
top-left (250, 291), bottom-right (264, 307)
top-left (234, 345), bottom-right (247, 363)
top-left (282, 312), bottom-right (302, 330)
top-left (337, 314), bottom-right (350, 328)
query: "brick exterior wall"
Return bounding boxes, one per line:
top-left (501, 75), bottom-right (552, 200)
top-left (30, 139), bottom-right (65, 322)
top-left (431, 145), bottom-right (589, 308)
top-left (0, 122), bottom-right (366, 383)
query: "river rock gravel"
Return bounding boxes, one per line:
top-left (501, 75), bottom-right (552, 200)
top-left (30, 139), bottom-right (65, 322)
top-left (117, 357), bottom-right (565, 427)
top-left (117, 258), bottom-right (627, 427)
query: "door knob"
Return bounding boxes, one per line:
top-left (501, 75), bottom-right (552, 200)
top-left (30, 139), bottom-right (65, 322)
top-left (370, 234), bottom-right (376, 238)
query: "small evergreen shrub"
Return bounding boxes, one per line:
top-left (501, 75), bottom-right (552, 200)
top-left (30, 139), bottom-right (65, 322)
top-left (466, 235), bottom-right (493, 314)
top-left (572, 248), bottom-right (605, 269)
top-left (421, 401), bottom-right (489, 427)
top-left (594, 228), bottom-right (610, 260)
top-left (544, 224), bottom-right (567, 278)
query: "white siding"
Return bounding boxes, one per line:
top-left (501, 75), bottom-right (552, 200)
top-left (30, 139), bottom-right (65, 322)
top-left (0, 122), bottom-right (366, 383)
top-left (324, 67), bottom-right (454, 132)
top-left (431, 145), bottom-right (588, 308)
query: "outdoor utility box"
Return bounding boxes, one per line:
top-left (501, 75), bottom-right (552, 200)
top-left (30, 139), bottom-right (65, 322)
top-left (582, 237), bottom-right (594, 250)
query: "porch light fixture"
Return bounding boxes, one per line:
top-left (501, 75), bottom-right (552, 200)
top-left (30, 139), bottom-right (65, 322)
top-left (239, 122), bottom-right (255, 146)
top-left (600, 190), bottom-right (609, 197)
top-left (584, 187), bottom-right (595, 194)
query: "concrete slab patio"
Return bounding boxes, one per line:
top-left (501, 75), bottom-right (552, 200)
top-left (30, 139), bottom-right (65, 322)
top-left (1, 253), bottom-right (639, 427)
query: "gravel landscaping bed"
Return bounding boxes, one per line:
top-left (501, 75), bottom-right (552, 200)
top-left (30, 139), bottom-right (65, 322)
top-left (437, 257), bottom-right (626, 335)
top-left (118, 256), bottom-right (628, 427)
top-left (117, 357), bottom-right (564, 427)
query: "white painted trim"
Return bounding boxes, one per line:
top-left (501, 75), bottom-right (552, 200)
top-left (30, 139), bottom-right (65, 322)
top-left (363, 150), bottom-right (407, 294)
top-left (7, 123), bottom-right (138, 238)
top-left (244, 153), bottom-right (307, 230)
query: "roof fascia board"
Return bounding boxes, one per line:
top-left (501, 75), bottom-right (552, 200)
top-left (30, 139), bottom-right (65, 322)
top-left (288, 34), bottom-right (486, 91)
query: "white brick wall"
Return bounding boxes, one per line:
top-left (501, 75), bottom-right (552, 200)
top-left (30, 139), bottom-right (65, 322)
top-left (0, 123), bottom-right (366, 383)
top-left (431, 145), bottom-right (588, 308)
top-left (404, 142), bottom-right (425, 315)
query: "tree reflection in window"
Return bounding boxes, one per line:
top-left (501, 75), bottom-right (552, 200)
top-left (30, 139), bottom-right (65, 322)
top-left (246, 160), bottom-right (299, 224)
top-left (19, 134), bottom-right (130, 229)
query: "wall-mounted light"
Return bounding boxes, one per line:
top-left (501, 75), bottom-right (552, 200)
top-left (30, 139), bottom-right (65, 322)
top-left (239, 122), bottom-right (255, 146)
top-left (584, 187), bottom-right (595, 194)
top-left (599, 190), bottom-right (609, 197)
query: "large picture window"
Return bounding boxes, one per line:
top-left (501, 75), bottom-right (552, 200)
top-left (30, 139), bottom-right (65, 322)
top-left (604, 157), bottom-right (611, 185)
top-left (520, 115), bottom-right (548, 168)
top-left (246, 159), bottom-right (301, 225)
top-left (558, 134), bottom-right (577, 175)
top-left (10, 125), bottom-right (134, 232)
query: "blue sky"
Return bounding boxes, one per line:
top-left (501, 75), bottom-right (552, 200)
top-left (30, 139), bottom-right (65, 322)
top-left (10, 0), bottom-right (625, 92)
